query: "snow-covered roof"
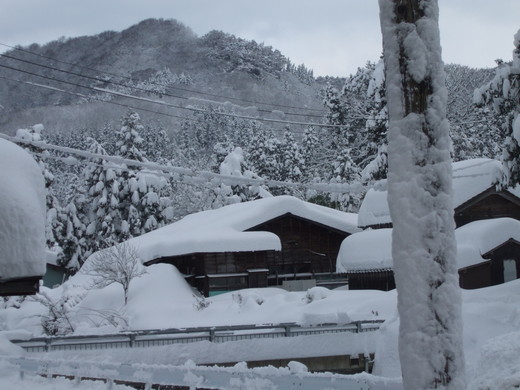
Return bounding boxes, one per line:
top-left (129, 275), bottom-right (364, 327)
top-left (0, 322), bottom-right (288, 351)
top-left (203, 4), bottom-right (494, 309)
top-left (336, 229), bottom-right (393, 272)
top-left (358, 158), bottom-right (518, 228)
top-left (337, 217), bottom-right (520, 272)
top-left (118, 196), bottom-right (359, 264)
top-left (456, 218), bottom-right (520, 269)
top-left (0, 139), bottom-right (46, 280)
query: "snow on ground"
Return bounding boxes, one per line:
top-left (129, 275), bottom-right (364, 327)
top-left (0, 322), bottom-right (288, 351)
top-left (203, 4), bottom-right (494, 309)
top-left (1, 263), bottom-right (520, 389)
top-left (0, 264), bottom-right (392, 335)
top-left (374, 278), bottom-right (520, 388)
top-left (0, 138), bottom-right (46, 280)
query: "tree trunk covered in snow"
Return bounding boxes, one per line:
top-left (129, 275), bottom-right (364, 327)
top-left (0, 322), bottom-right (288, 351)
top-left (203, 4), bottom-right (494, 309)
top-left (378, 1), bottom-right (465, 389)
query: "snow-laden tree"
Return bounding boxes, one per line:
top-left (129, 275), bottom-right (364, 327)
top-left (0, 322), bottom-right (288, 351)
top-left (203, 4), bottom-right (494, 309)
top-left (82, 137), bottom-right (122, 253)
top-left (278, 130), bottom-right (304, 183)
top-left (15, 124), bottom-right (67, 252)
top-left (248, 128), bottom-right (281, 181)
top-left (322, 83), bottom-right (351, 151)
top-left (328, 148), bottom-right (362, 212)
top-left (213, 147), bottom-right (268, 206)
top-left (115, 110), bottom-right (148, 238)
top-left (362, 59), bottom-right (389, 180)
top-left (379, 0), bottom-right (465, 389)
top-left (300, 126), bottom-right (322, 179)
top-left (115, 110), bottom-right (147, 164)
top-left (58, 199), bottom-right (88, 271)
top-left (474, 30), bottom-right (520, 188)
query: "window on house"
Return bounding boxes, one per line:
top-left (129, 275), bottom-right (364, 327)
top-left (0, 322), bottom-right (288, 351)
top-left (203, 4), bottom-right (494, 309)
top-left (503, 259), bottom-right (517, 283)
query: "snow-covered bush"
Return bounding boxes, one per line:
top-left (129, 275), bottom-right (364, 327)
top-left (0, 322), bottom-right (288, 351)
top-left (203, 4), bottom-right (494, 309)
top-left (303, 287), bottom-right (330, 304)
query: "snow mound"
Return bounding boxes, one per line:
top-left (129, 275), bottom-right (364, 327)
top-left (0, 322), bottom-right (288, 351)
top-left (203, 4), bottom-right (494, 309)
top-left (468, 331), bottom-right (520, 389)
top-left (0, 139), bottom-right (46, 280)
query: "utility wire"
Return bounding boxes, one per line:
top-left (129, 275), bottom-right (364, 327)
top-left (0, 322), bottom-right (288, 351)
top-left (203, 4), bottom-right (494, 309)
top-left (1, 53), bottom-right (327, 119)
top-left (0, 63), bottom-right (349, 129)
top-left (0, 75), bottom-right (322, 135)
top-left (0, 132), bottom-right (363, 194)
top-left (0, 74), bottom-right (196, 122)
top-left (0, 42), bottom-right (326, 114)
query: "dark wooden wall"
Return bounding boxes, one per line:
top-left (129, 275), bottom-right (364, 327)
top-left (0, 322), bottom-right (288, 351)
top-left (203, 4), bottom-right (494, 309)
top-left (347, 271), bottom-right (395, 291)
top-left (459, 240), bottom-right (520, 289)
top-left (455, 191), bottom-right (520, 227)
top-left (458, 262), bottom-right (493, 289)
top-left (248, 213), bottom-right (350, 275)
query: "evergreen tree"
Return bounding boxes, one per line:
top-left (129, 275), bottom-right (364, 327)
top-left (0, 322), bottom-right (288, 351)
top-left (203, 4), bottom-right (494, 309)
top-left (474, 30), bottom-right (520, 188)
top-left (248, 128), bottom-right (280, 181)
top-left (322, 83), bottom-right (350, 151)
top-left (59, 199), bottom-right (88, 271)
top-left (82, 137), bottom-right (122, 253)
top-left (115, 110), bottom-right (148, 239)
top-left (216, 147), bottom-right (267, 205)
top-left (362, 59), bottom-right (389, 178)
top-left (278, 130), bottom-right (304, 183)
top-left (329, 148), bottom-right (362, 211)
top-left (15, 124), bottom-right (66, 252)
top-left (300, 126), bottom-right (323, 180)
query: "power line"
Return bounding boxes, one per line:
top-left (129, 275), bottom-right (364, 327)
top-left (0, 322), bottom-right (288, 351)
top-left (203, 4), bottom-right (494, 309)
top-left (1, 53), bottom-right (327, 120)
top-left (0, 41), bottom-right (326, 114)
top-left (0, 74), bottom-right (196, 122)
top-left (0, 75), bottom-right (321, 135)
top-left (0, 132), bottom-right (363, 194)
top-left (0, 63), bottom-right (349, 129)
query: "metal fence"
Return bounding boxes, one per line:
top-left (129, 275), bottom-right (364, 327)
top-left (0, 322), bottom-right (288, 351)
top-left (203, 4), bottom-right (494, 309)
top-left (11, 320), bottom-right (384, 353)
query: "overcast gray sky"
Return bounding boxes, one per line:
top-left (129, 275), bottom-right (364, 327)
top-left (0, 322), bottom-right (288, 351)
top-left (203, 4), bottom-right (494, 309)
top-left (1, 0), bottom-right (519, 77)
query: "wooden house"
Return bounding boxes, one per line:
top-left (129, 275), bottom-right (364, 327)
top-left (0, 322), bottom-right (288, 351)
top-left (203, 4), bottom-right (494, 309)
top-left (457, 218), bottom-right (520, 289)
top-left (344, 158), bottom-right (520, 290)
top-left (337, 218), bottom-right (520, 291)
top-left (124, 196), bottom-right (359, 296)
top-left (358, 158), bottom-right (520, 230)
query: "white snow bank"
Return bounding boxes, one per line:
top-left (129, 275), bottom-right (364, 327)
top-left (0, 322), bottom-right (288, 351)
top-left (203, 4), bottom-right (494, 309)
top-left (358, 158), bottom-right (509, 227)
top-left (374, 279), bottom-right (520, 380)
top-left (0, 139), bottom-right (46, 280)
top-left (112, 196), bottom-right (359, 263)
top-left (336, 229), bottom-right (393, 272)
top-left (468, 330), bottom-right (520, 389)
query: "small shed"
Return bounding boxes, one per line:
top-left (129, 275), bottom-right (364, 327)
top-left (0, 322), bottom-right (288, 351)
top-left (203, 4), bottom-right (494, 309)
top-left (336, 228), bottom-right (395, 291)
top-left (358, 159), bottom-right (520, 229)
top-left (121, 196), bottom-right (359, 296)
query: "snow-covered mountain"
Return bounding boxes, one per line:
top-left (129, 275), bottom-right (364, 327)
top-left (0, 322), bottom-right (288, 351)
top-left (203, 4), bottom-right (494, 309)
top-left (0, 18), bottom-right (323, 135)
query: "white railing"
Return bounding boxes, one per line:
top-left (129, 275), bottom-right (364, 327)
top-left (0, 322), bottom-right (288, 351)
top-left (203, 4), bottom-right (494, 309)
top-left (11, 320), bottom-right (384, 352)
top-left (9, 356), bottom-right (403, 390)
